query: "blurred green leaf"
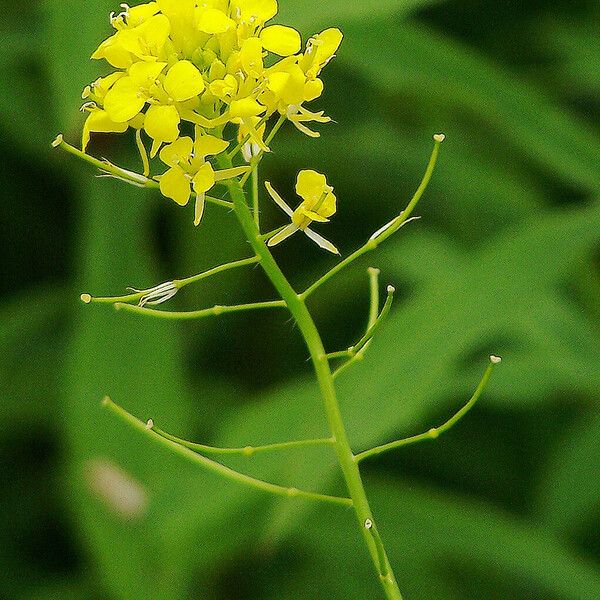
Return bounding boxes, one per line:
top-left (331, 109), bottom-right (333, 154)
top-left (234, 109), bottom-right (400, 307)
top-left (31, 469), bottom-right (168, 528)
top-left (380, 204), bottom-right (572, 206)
top-left (338, 20), bottom-right (600, 193)
top-left (535, 409), bottom-right (600, 538)
top-left (279, 0), bottom-right (443, 30)
top-left (538, 16), bottom-right (600, 98)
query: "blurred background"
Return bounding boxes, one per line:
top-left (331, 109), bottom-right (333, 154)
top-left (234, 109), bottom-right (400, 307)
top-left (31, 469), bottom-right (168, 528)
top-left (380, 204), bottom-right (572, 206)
top-left (1, 0), bottom-right (599, 598)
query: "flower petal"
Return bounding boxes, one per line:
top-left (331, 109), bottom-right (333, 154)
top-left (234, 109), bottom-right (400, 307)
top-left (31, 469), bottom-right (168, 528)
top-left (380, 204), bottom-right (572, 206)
top-left (229, 98), bottom-right (265, 118)
top-left (129, 61), bottom-right (167, 87)
top-left (104, 77), bottom-right (146, 123)
top-left (296, 169), bottom-right (328, 203)
top-left (163, 60), bottom-right (205, 102)
top-left (260, 25), bottom-right (301, 57)
top-left (304, 228), bottom-right (340, 254)
top-left (193, 134), bottom-right (229, 159)
top-left (144, 104), bottom-right (180, 145)
top-left (197, 8), bottom-right (235, 34)
top-left (159, 137), bottom-right (193, 168)
top-left (192, 163), bottom-right (216, 195)
top-left (267, 224), bottom-right (298, 247)
top-left (234, 0), bottom-right (278, 23)
top-left (159, 166), bottom-right (191, 206)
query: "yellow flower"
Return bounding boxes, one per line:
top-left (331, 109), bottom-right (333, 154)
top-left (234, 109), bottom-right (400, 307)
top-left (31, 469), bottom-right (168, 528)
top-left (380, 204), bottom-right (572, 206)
top-left (300, 28), bottom-right (344, 79)
top-left (158, 131), bottom-right (249, 225)
top-left (265, 170), bottom-right (339, 254)
top-left (81, 72), bottom-right (128, 150)
top-left (101, 59), bottom-right (205, 156)
top-left (92, 13), bottom-right (171, 67)
top-left (103, 61), bottom-right (167, 122)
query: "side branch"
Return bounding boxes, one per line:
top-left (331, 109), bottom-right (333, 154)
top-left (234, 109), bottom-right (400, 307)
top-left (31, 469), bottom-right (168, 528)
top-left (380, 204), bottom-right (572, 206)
top-left (81, 256), bottom-right (260, 306)
top-left (302, 134), bottom-right (445, 300)
top-left (53, 135), bottom-right (234, 207)
top-left (355, 356), bottom-right (501, 463)
top-left (103, 398), bottom-right (353, 508)
top-left (329, 283), bottom-right (396, 379)
top-left (113, 300), bottom-right (286, 320)
top-left (149, 422), bottom-right (335, 457)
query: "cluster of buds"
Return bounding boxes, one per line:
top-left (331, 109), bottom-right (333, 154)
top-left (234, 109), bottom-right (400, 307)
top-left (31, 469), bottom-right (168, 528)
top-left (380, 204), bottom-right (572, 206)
top-left (79, 0), bottom-right (343, 232)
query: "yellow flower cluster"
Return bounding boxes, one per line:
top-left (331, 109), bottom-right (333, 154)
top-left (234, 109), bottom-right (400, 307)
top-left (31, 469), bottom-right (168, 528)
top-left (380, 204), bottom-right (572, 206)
top-left (80, 0), bottom-right (342, 223)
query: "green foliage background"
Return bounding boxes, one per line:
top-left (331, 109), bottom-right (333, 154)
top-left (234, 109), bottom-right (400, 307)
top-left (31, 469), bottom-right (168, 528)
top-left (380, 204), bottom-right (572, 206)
top-left (1, 0), bottom-right (599, 598)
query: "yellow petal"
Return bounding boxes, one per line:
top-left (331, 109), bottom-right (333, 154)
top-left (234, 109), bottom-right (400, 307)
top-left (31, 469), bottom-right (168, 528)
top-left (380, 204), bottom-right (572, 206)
top-left (159, 137), bottom-right (193, 167)
top-left (103, 77), bottom-right (146, 122)
top-left (88, 72), bottom-right (125, 100)
top-left (269, 64), bottom-right (305, 105)
top-left (91, 35), bottom-right (133, 69)
top-left (82, 109), bottom-right (129, 150)
top-left (312, 28), bottom-right (343, 63)
top-left (192, 163), bottom-right (216, 194)
top-left (260, 25), bottom-right (301, 57)
top-left (266, 71), bottom-right (290, 97)
top-left (301, 209), bottom-right (329, 223)
top-left (303, 28), bottom-right (343, 77)
top-left (304, 78), bottom-right (324, 102)
top-left (144, 104), bottom-right (180, 144)
top-left (240, 37), bottom-right (264, 78)
top-left (296, 169), bottom-right (328, 203)
top-left (159, 166), bottom-right (191, 206)
top-left (194, 135), bottom-right (229, 159)
top-left (126, 2), bottom-right (160, 27)
top-left (229, 98), bottom-right (265, 118)
top-left (129, 61), bottom-right (167, 87)
top-left (320, 192), bottom-right (337, 218)
top-left (136, 14), bottom-right (171, 54)
top-left (197, 8), bottom-right (235, 34)
top-left (163, 60), bottom-right (205, 102)
top-left (234, 0), bottom-right (278, 23)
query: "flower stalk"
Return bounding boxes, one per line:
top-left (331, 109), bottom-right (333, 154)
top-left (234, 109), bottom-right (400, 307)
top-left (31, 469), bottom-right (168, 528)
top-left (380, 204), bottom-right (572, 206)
top-left (56, 3), bottom-right (502, 598)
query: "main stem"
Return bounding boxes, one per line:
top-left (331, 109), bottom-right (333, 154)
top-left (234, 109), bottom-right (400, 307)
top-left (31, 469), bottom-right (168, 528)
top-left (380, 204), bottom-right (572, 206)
top-left (220, 163), bottom-right (403, 600)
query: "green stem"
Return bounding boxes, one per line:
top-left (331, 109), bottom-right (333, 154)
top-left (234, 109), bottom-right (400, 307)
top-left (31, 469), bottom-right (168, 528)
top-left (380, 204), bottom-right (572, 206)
top-left (218, 155), bottom-right (405, 600)
top-left (103, 398), bottom-right (351, 507)
top-left (152, 425), bottom-right (335, 457)
top-left (114, 299), bottom-right (286, 320)
top-left (356, 357), bottom-right (500, 462)
top-left (238, 115), bottom-right (286, 187)
top-left (350, 285), bottom-right (395, 355)
top-left (252, 162), bottom-right (260, 229)
top-left (330, 281), bottom-right (395, 379)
